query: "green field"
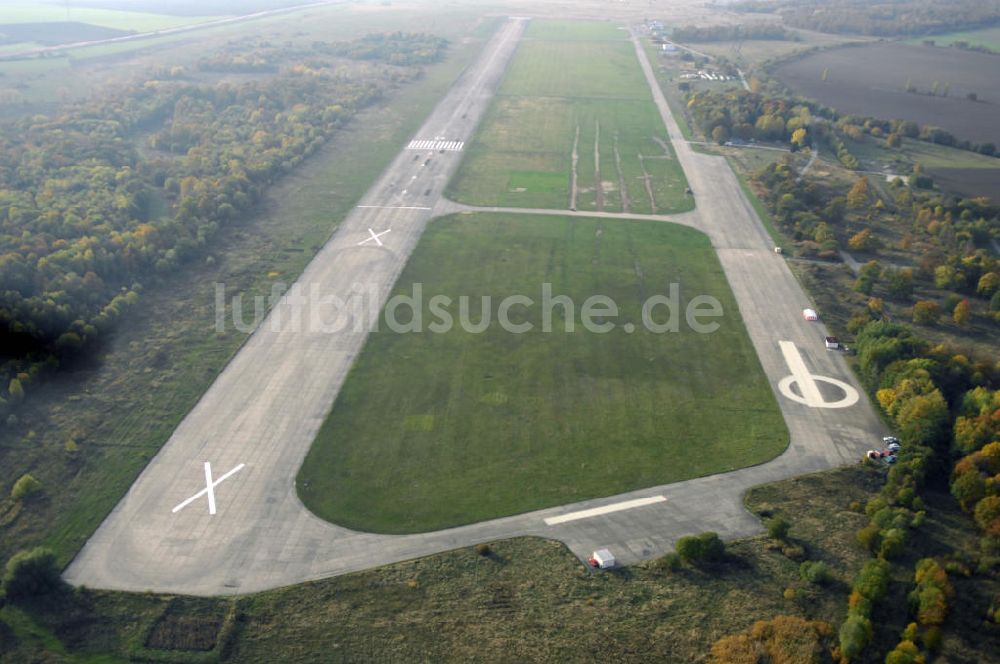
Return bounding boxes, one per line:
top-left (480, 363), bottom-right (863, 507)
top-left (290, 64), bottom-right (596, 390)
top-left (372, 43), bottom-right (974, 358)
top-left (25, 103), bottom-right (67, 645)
top-left (521, 19), bottom-right (626, 42)
top-left (298, 213), bottom-right (787, 533)
top-left (842, 133), bottom-right (1000, 172)
top-left (907, 26), bottom-right (1000, 51)
top-left (448, 20), bottom-right (691, 214)
top-left (0, 2), bottom-right (220, 30)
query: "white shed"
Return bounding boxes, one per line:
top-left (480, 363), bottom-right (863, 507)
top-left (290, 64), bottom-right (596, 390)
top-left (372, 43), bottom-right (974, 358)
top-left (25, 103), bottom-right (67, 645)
top-left (592, 549), bottom-right (616, 569)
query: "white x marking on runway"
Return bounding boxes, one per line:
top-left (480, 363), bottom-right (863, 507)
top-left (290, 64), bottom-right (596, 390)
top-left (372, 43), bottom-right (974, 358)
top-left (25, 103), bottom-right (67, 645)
top-left (358, 228), bottom-right (391, 247)
top-left (172, 462), bottom-right (245, 515)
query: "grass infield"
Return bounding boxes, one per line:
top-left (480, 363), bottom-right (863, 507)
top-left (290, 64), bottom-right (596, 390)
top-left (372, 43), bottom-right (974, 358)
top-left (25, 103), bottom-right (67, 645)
top-left (447, 19), bottom-right (692, 214)
top-left (298, 213), bottom-right (787, 533)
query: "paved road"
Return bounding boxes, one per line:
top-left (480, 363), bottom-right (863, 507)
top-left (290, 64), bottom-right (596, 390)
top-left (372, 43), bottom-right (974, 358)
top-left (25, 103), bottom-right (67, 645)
top-left (0, 2), bottom-right (342, 61)
top-left (65, 22), bottom-right (886, 596)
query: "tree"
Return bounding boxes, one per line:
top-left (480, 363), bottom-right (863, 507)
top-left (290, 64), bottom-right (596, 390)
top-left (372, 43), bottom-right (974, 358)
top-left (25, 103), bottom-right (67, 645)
top-left (934, 265), bottom-right (965, 290)
top-left (952, 299), bottom-right (971, 326)
top-left (854, 260), bottom-right (882, 295)
top-left (895, 389), bottom-right (950, 450)
top-left (974, 495), bottom-right (1000, 534)
top-left (885, 640), bottom-right (922, 664)
top-left (886, 268), bottom-right (914, 300)
top-left (911, 559), bottom-right (951, 627)
top-left (952, 466), bottom-right (987, 512)
top-left (848, 228), bottom-right (880, 252)
top-left (790, 127), bottom-right (808, 148)
top-left (755, 114), bottom-right (786, 140)
top-left (2, 548), bottom-right (63, 599)
top-left (676, 532), bottom-right (725, 563)
top-left (886, 132), bottom-right (902, 148)
top-left (912, 300), bottom-right (941, 325)
top-left (799, 560), bottom-right (832, 584)
top-left (847, 177), bottom-right (871, 208)
top-left (10, 473), bottom-right (42, 501)
top-left (879, 528), bottom-right (907, 559)
top-left (7, 378), bottom-right (24, 403)
top-left (767, 516), bottom-right (791, 540)
top-left (710, 615), bottom-right (832, 664)
top-left (838, 614), bottom-right (873, 661)
top-left (711, 125), bottom-right (730, 145)
top-left (977, 272), bottom-right (999, 298)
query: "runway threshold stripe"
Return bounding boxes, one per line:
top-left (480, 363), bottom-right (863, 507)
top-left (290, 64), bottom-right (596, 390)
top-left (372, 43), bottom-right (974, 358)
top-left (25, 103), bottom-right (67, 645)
top-left (543, 495), bottom-right (667, 526)
top-left (406, 139), bottom-right (464, 151)
top-left (356, 205), bottom-right (432, 211)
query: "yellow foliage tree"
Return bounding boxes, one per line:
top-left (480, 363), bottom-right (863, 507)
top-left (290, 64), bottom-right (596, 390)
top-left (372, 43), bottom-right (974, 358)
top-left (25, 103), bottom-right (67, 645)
top-left (709, 615), bottom-right (833, 664)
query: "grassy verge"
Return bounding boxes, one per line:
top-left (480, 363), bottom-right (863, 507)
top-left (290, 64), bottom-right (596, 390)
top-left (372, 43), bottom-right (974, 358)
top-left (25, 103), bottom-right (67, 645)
top-left (0, 467), bottom-right (946, 662)
top-left (298, 213), bottom-right (786, 533)
top-left (448, 20), bottom-right (691, 214)
top-left (6, 467), bottom-right (997, 662)
top-left (640, 39), bottom-right (696, 141)
top-left (0, 26), bottom-right (492, 567)
top-left (727, 157), bottom-right (791, 255)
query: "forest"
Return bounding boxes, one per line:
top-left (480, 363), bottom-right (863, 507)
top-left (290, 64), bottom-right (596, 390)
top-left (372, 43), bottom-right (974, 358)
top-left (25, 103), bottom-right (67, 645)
top-left (670, 23), bottom-right (798, 42)
top-left (736, 0), bottom-right (1000, 36)
top-left (689, 77), bottom-right (1000, 664)
top-left (318, 32), bottom-right (449, 66)
top-left (0, 32), bottom-right (448, 420)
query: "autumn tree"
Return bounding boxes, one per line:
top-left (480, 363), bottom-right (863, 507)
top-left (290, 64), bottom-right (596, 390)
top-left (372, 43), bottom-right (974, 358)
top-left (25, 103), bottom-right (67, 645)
top-left (790, 127), bottom-right (808, 148)
top-left (884, 639), bottom-right (922, 664)
top-left (710, 615), bottom-right (832, 664)
top-left (10, 473), bottom-right (42, 501)
top-left (975, 495), bottom-right (1000, 534)
top-left (7, 378), bottom-right (24, 403)
top-left (711, 124), bottom-right (729, 145)
top-left (912, 300), bottom-right (941, 325)
top-left (953, 299), bottom-right (971, 326)
top-left (978, 271), bottom-right (999, 298)
top-left (848, 228), bottom-right (880, 252)
top-left (896, 388), bottom-right (950, 450)
top-left (847, 176), bottom-right (871, 209)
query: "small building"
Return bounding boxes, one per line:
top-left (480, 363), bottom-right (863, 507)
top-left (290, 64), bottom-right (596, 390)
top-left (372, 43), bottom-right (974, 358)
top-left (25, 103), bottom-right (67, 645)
top-left (590, 549), bottom-right (616, 569)
top-left (802, 308), bottom-right (818, 321)
top-left (825, 336), bottom-right (840, 350)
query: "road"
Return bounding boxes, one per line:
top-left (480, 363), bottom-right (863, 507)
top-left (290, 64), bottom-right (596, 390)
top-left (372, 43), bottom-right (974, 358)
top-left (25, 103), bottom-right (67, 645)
top-left (65, 21), bottom-right (886, 596)
top-left (0, 2), bottom-right (341, 61)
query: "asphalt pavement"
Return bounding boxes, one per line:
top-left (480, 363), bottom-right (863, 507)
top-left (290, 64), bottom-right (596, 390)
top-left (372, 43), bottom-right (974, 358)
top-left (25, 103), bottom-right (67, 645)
top-left (63, 21), bottom-right (887, 596)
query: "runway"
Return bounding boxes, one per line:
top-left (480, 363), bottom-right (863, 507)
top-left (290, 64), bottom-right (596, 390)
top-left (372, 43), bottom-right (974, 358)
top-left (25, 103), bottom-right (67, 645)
top-left (64, 20), bottom-right (886, 596)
